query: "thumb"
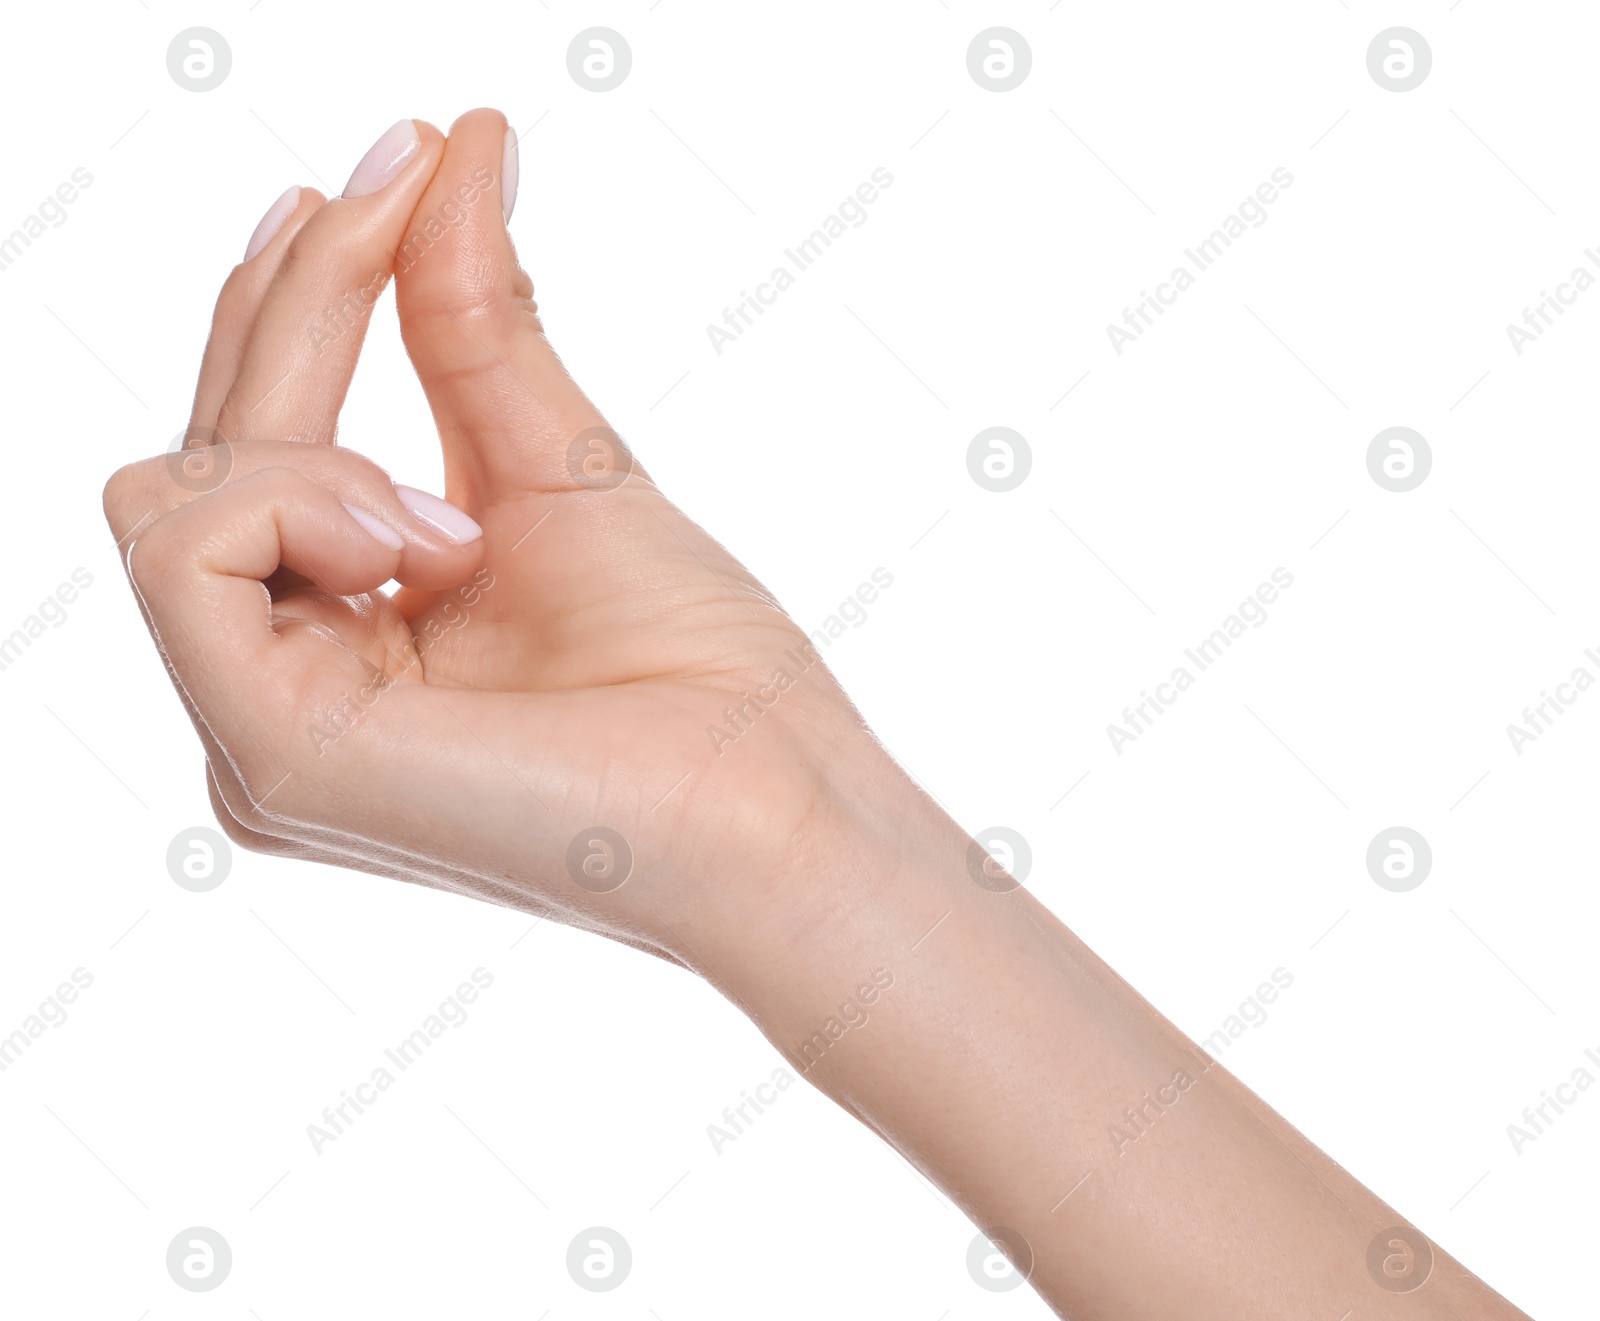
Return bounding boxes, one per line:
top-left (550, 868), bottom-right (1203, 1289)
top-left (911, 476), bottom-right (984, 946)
top-left (394, 107), bottom-right (631, 504)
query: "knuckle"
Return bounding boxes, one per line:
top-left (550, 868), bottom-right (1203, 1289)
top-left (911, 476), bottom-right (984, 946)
top-left (211, 262), bottom-right (260, 329)
top-left (325, 445), bottom-right (392, 493)
top-left (101, 455), bottom-right (179, 533)
top-left (278, 218), bottom-right (323, 272)
top-left (249, 463), bottom-right (318, 499)
top-left (101, 461), bottom-right (141, 526)
top-left (122, 525), bottom-right (175, 594)
top-left (213, 396), bottom-right (249, 446)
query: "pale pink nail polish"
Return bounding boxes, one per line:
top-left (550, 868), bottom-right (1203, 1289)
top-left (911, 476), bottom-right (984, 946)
top-left (395, 485), bottom-right (483, 544)
top-left (342, 502), bottom-right (405, 551)
top-left (502, 126), bottom-right (519, 223)
top-left (342, 119), bottom-right (421, 199)
top-left (243, 186), bottom-right (301, 261)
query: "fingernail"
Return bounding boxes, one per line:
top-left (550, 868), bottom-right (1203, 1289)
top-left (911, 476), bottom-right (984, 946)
top-left (243, 186), bottom-right (301, 262)
top-left (342, 119), bottom-right (421, 199)
top-left (394, 485), bottom-right (483, 544)
top-left (502, 126), bottom-right (519, 223)
top-left (342, 502), bottom-right (405, 551)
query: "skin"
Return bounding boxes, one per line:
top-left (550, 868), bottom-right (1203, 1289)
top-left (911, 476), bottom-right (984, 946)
top-left (102, 109), bottom-right (1534, 1319)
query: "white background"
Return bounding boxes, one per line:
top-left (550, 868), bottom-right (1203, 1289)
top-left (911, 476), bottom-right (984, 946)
top-left (1, 1), bottom-right (1595, 1316)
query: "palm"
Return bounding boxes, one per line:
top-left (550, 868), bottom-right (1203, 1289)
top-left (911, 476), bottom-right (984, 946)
top-left (311, 475), bottom-right (832, 901)
top-left (388, 483), bottom-right (799, 690)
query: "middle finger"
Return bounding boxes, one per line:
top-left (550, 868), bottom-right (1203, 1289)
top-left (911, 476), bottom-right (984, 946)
top-left (213, 117), bottom-right (446, 447)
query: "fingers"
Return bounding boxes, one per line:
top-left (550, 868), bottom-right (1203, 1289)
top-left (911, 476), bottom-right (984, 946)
top-left (394, 107), bottom-right (618, 501)
top-left (121, 467), bottom-right (410, 752)
top-left (188, 186), bottom-right (326, 438)
top-left (213, 118), bottom-right (447, 447)
top-left (103, 439), bottom-right (482, 593)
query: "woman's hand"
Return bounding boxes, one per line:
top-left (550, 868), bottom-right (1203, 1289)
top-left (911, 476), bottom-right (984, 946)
top-left (102, 109), bottom-right (893, 984)
top-left (103, 109), bottom-right (1534, 1320)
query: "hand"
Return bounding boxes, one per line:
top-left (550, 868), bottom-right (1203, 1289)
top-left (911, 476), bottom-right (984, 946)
top-left (103, 109), bottom-right (1534, 1320)
top-left (102, 110), bottom-right (886, 982)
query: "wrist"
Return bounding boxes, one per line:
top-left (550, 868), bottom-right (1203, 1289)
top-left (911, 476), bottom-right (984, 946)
top-left (701, 745), bottom-right (1020, 1086)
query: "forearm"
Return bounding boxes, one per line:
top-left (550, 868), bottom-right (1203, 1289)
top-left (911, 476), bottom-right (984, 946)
top-left (709, 769), bottom-right (1529, 1320)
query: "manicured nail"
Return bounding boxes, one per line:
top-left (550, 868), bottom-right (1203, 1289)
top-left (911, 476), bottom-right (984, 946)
top-left (342, 119), bottom-right (421, 199)
top-left (502, 126), bottom-right (519, 223)
top-left (243, 186), bottom-right (301, 261)
top-left (342, 502), bottom-right (405, 551)
top-left (394, 485), bottom-right (483, 544)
